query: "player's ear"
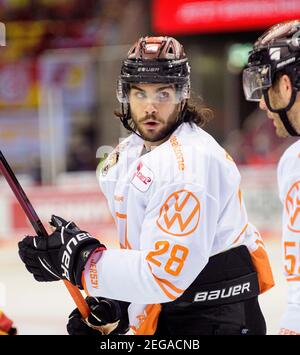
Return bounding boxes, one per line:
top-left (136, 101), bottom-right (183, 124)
top-left (278, 74), bottom-right (293, 104)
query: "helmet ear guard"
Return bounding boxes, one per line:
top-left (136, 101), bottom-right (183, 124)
top-left (176, 82), bottom-right (190, 101)
top-left (291, 29), bottom-right (300, 48)
top-left (116, 80), bottom-right (129, 104)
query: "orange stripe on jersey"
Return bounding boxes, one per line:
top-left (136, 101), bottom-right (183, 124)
top-left (154, 278), bottom-right (177, 300)
top-left (256, 240), bottom-right (265, 249)
top-left (238, 188), bottom-right (242, 208)
top-left (254, 233), bottom-right (266, 252)
top-left (120, 241), bottom-right (132, 249)
top-left (232, 223), bottom-right (248, 244)
top-left (250, 246), bottom-right (275, 294)
top-left (116, 212), bottom-right (127, 219)
top-left (148, 264), bottom-right (184, 300)
top-left (116, 212), bottom-right (132, 250)
top-left (286, 276), bottom-right (300, 282)
top-left (130, 304), bottom-right (162, 335)
top-left (155, 275), bottom-right (184, 294)
top-left (119, 228), bottom-right (132, 250)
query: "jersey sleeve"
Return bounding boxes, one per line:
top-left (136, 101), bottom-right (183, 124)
top-left (277, 150), bottom-right (300, 333)
top-left (82, 182), bottom-right (219, 304)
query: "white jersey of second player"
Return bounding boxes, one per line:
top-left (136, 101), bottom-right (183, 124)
top-left (277, 139), bottom-right (300, 334)
top-left (82, 122), bottom-right (274, 334)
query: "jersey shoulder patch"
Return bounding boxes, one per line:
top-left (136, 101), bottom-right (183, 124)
top-left (98, 141), bottom-right (129, 177)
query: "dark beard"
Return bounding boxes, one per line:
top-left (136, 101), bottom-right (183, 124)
top-left (137, 121), bottom-right (179, 142)
top-left (131, 107), bottom-right (181, 142)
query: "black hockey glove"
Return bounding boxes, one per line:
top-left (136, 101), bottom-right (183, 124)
top-left (18, 215), bottom-right (105, 287)
top-left (67, 297), bottom-right (129, 335)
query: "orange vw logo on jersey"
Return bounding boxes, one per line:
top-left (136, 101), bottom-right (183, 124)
top-left (156, 190), bottom-right (200, 236)
top-left (285, 180), bottom-right (300, 233)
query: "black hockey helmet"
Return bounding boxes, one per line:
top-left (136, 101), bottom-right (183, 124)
top-left (116, 36), bottom-right (191, 136)
top-left (243, 19), bottom-right (300, 136)
top-left (117, 36), bottom-right (190, 104)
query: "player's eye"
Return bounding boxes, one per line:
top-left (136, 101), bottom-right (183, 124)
top-left (134, 91), bottom-right (146, 99)
top-left (157, 91), bottom-right (170, 101)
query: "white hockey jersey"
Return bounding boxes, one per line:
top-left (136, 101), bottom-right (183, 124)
top-left (83, 122), bottom-right (274, 334)
top-left (277, 139), bottom-right (300, 334)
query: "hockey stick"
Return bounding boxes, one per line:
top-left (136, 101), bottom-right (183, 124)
top-left (0, 150), bottom-right (89, 319)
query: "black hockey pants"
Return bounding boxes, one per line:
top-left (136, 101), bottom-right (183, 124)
top-left (155, 245), bottom-right (266, 335)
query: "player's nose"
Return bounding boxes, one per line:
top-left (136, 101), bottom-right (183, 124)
top-left (145, 102), bottom-right (158, 115)
top-left (259, 95), bottom-right (267, 110)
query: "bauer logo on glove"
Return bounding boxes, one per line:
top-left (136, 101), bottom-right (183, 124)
top-left (61, 232), bottom-right (93, 281)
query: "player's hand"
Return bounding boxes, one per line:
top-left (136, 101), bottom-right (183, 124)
top-left (18, 215), bottom-right (106, 287)
top-left (67, 297), bottom-right (129, 335)
top-left (0, 310), bottom-right (17, 336)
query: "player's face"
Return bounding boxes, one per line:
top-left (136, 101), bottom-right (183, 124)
top-left (129, 83), bottom-right (181, 144)
top-left (259, 91), bottom-right (290, 138)
top-left (259, 75), bottom-right (300, 137)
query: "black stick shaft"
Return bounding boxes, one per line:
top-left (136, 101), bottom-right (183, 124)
top-left (0, 151), bottom-right (48, 237)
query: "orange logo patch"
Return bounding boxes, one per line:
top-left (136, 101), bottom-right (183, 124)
top-left (156, 190), bottom-right (200, 236)
top-left (285, 180), bottom-right (300, 233)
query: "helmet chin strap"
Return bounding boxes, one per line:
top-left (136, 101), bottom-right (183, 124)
top-left (263, 88), bottom-right (300, 136)
top-left (120, 102), bottom-right (188, 141)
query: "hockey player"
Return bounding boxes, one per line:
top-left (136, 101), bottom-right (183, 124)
top-left (243, 20), bottom-right (300, 335)
top-left (18, 36), bottom-right (274, 335)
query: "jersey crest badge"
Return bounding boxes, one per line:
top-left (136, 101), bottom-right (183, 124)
top-left (99, 141), bottom-right (129, 177)
top-left (100, 151), bottom-right (120, 176)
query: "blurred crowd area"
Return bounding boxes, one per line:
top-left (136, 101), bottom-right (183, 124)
top-left (0, 0), bottom-right (139, 56)
top-left (0, 0), bottom-right (118, 22)
top-left (223, 112), bottom-right (297, 166)
top-left (0, 0), bottom-right (147, 183)
top-left (0, 0), bottom-right (296, 185)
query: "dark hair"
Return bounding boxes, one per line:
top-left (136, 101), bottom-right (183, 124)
top-left (182, 94), bottom-right (213, 127)
top-left (114, 94), bottom-right (213, 130)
